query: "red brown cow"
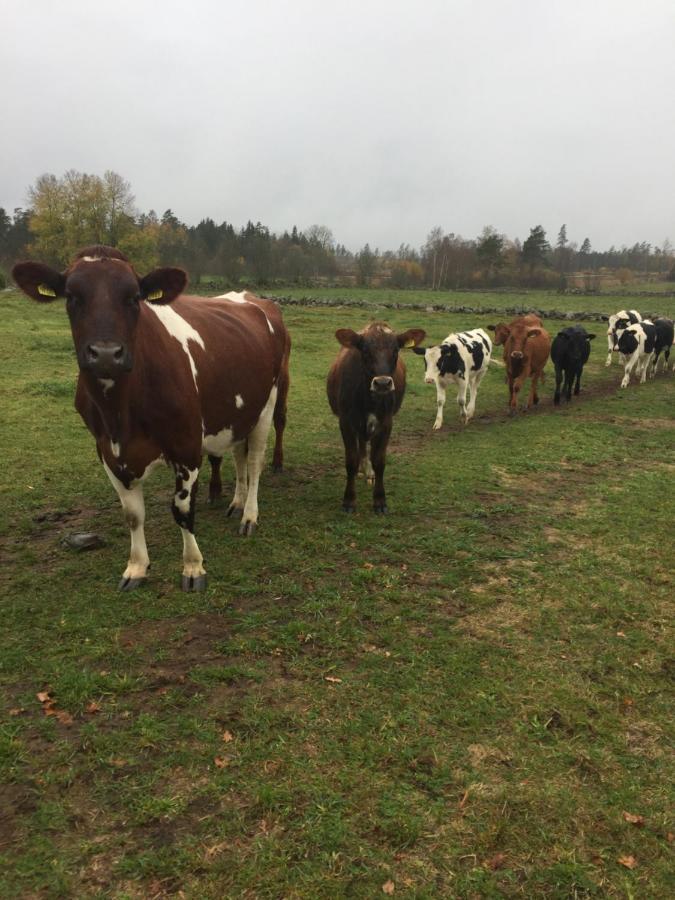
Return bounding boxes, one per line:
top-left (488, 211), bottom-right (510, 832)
top-left (12, 246), bottom-right (290, 592)
top-left (326, 322), bottom-right (425, 513)
top-left (488, 315), bottom-right (551, 412)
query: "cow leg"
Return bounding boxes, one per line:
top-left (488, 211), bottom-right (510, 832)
top-left (104, 463), bottom-right (149, 591)
top-left (226, 441), bottom-right (248, 519)
top-left (605, 335), bottom-right (613, 366)
top-left (565, 367), bottom-right (573, 402)
top-left (466, 369), bottom-right (486, 421)
top-left (621, 351), bottom-right (638, 388)
top-left (639, 354), bottom-right (653, 384)
top-left (370, 420), bottom-right (392, 514)
top-left (172, 465), bottom-right (206, 592)
top-left (554, 364), bottom-right (563, 405)
top-left (271, 357), bottom-right (290, 473)
top-left (433, 381), bottom-right (447, 430)
top-left (358, 435), bottom-right (374, 485)
top-left (573, 368), bottom-right (582, 396)
top-left (508, 375), bottom-right (519, 414)
top-left (456, 378), bottom-right (469, 424)
top-left (207, 454), bottom-right (223, 505)
top-left (240, 386), bottom-right (277, 535)
top-left (340, 419), bottom-right (360, 512)
top-left (529, 370), bottom-right (542, 407)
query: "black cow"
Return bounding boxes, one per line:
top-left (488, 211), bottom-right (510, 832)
top-left (550, 326), bottom-right (596, 405)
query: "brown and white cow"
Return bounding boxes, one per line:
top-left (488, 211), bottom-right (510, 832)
top-left (488, 314), bottom-right (551, 412)
top-left (12, 246), bottom-right (290, 592)
top-left (326, 322), bottom-right (425, 513)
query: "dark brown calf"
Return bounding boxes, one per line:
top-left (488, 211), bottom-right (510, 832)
top-left (489, 315), bottom-right (551, 412)
top-left (326, 322), bottom-right (425, 513)
top-left (12, 247), bottom-right (291, 591)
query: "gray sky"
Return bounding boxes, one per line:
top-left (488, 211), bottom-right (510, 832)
top-left (3, 0), bottom-right (674, 252)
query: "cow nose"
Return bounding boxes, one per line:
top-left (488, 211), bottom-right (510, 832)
top-left (510, 350), bottom-right (524, 359)
top-left (85, 342), bottom-right (128, 375)
top-left (425, 376), bottom-right (435, 384)
top-left (371, 375), bottom-right (395, 392)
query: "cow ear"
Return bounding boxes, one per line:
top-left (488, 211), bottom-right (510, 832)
top-left (487, 324), bottom-right (496, 331)
top-left (12, 261), bottom-right (66, 302)
top-left (411, 346), bottom-right (427, 355)
top-left (335, 328), bottom-right (362, 349)
top-left (398, 328), bottom-right (426, 349)
top-left (586, 334), bottom-right (596, 340)
top-left (139, 267), bottom-right (187, 304)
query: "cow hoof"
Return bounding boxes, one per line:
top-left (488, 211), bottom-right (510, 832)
top-left (226, 504), bottom-right (243, 519)
top-left (342, 503), bottom-right (356, 514)
top-left (271, 463), bottom-right (283, 474)
top-left (118, 576), bottom-right (147, 592)
top-left (181, 573), bottom-right (207, 592)
top-left (239, 520), bottom-right (257, 536)
top-left (373, 504), bottom-right (388, 515)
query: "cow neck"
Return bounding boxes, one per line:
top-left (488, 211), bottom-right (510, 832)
top-left (80, 370), bottom-right (134, 445)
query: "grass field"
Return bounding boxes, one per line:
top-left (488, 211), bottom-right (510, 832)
top-left (1, 288), bottom-right (674, 898)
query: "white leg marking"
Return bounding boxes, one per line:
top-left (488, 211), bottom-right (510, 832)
top-left (181, 528), bottom-right (205, 579)
top-left (433, 382), bottom-right (446, 430)
top-left (103, 462), bottom-right (149, 580)
top-left (229, 441), bottom-right (249, 512)
top-left (241, 386), bottom-right (277, 529)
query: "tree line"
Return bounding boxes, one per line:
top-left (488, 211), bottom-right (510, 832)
top-left (1, 170), bottom-right (673, 291)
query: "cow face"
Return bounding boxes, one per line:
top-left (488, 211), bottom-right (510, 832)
top-left (413, 343), bottom-right (462, 382)
top-left (336, 324), bottom-right (425, 394)
top-left (13, 247), bottom-right (187, 381)
top-left (617, 326), bottom-right (639, 356)
top-left (488, 323), bottom-right (511, 346)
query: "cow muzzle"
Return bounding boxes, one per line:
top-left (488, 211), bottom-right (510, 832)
top-left (510, 350), bottom-right (524, 360)
top-left (371, 375), bottom-right (395, 393)
top-left (81, 341), bottom-right (132, 377)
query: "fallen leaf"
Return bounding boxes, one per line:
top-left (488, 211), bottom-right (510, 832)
top-left (214, 756), bottom-right (229, 768)
top-left (382, 880), bottom-right (395, 895)
top-left (324, 675), bottom-right (342, 684)
top-left (364, 562), bottom-right (375, 569)
top-left (459, 788), bottom-right (471, 810)
top-left (55, 709), bottom-right (74, 726)
top-left (222, 730), bottom-right (234, 743)
top-left (617, 855), bottom-right (637, 869)
top-left (667, 832), bottom-right (674, 843)
top-left (36, 691), bottom-right (51, 704)
top-left (485, 852), bottom-right (506, 870)
top-left (86, 701), bottom-right (101, 715)
top-left (616, 630), bottom-right (626, 638)
top-left (622, 811), bottom-right (645, 827)
top-left (9, 708), bottom-right (24, 717)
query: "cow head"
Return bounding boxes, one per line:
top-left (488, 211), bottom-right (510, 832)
top-left (335, 323), bottom-right (425, 394)
top-left (13, 246), bottom-right (187, 381)
top-left (487, 323), bottom-right (511, 346)
top-left (413, 342), bottom-right (463, 382)
top-left (617, 326), bottom-right (639, 356)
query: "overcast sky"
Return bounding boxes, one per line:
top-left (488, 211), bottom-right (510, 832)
top-left (2, 0), bottom-right (674, 252)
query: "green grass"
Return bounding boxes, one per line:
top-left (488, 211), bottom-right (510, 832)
top-left (1, 289), bottom-right (673, 898)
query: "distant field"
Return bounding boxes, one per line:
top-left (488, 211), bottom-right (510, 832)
top-left (1, 290), bottom-right (673, 897)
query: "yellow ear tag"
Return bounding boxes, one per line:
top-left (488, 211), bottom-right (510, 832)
top-left (147, 289), bottom-right (163, 301)
top-left (38, 284), bottom-right (57, 297)
top-left (404, 338), bottom-right (416, 348)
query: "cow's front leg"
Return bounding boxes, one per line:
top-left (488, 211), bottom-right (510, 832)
top-left (433, 381), bottom-right (447, 430)
top-left (104, 463), bottom-right (149, 591)
top-left (358, 435), bottom-right (374, 484)
top-left (172, 464), bottom-right (206, 592)
top-left (621, 351), bottom-right (638, 388)
top-left (240, 386), bottom-right (277, 535)
top-left (553, 365), bottom-right (563, 405)
top-left (528, 370), bottom-right (541, 407)
top-left (605, 336), bottom-right (613, 366)
top-left (226, 441), bottom-right (248, 519)
top-left (207, 454), bottom-right (223, 505)
top-left (340, 419), bottom-right (360, 512)
top-left (370, 419), bottom-right (392, 514)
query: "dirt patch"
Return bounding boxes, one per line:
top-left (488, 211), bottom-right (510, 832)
top-left (0, 783), bottom-right (37, 850)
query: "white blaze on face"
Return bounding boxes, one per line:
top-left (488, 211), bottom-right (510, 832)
top-left (146, 303), bottom-right (205, 387)
top-left (422, 347), bottom-right (442, 384)
top-left (235, 394), bottom-right (244, 409)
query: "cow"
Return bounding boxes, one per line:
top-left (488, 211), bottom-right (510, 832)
top-left (12, 246), bottom-right (291, 592)
top-left (605, 309), bottom-right (642, 366)
top-left (412, 328), bottom-right (492, 428)
top-left (550, 325), bottom-right (596, 405)
top-left (488, 315), bottom-right (551, 412)
top-left (326, 322), bottom-right (425, 514)
top-left (650, 316), bottom-right (674, 375)
top-left (617, 320), bottom-right (656, 388)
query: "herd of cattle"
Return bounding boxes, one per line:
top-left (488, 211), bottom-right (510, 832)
top-left (11, 247), bottom-right (675, 591)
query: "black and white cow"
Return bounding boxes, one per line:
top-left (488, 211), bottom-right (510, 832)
top-left (650, 317), bottom-right (674, 375)
top-left (413, 328), bottom-right (492, 427)
top-left (550, 325), bottom-right (595, 405)
top-left (606, 309), bottom-right (642, 366)
top-left (618, 321), bottom-right (656, 388)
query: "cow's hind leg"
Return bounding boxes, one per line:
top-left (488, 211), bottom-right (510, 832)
top-left (207, 454), bottom-right (223, 505)
top-left (340, 419), bottom-right (360, 512)
top-left (240, 386), bottom-right (277, 535)
top-left (554, 364), bottom-right (563, 405)
top-left (358, 435), bottom-right (374, 484)
top-left (104, 463), bottom-right (149, 591)
top-left (271, 355), bottom-right (290, 472)
top-left (172, 464), bottom-right (206, 592)
top-left (226, 441), bottom-right (248, 519)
